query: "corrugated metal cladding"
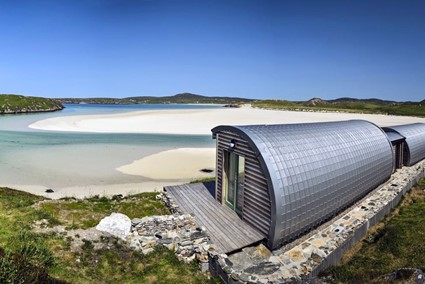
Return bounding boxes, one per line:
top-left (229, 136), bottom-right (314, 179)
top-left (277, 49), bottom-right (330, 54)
top-left (383, 123), bottom-right (425, 166)
top-left (215, 132), bottom-right (271, 236)
top-left (212, 120), bottom-right (394, 250)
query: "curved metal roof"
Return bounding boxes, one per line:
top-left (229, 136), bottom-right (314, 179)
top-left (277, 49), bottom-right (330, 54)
top-left (383, 123), bottom-right (425, 166)
top-left (212, 120), bottom-right (394, 249)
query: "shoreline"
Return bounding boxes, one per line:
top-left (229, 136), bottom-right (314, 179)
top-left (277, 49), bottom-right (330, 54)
top-left (1, 147), bottom-right (216, 199)
top-left (1, 182), bottom-right (175, 200)
top-left (29, 107), bottom-right (425, 135)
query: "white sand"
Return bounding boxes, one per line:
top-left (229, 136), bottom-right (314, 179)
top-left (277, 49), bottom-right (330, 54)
top-left (3, 147), bottom-right (216, 199)
top-left (117, 148), bottom-right (216, 179)
top-left (1, 182), bottom-right (176, 200)
top-left (29, 107), bottom-right (425, 135)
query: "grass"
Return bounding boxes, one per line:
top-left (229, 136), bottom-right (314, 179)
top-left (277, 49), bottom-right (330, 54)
top-left (252, 99), bottom-right (425, 117)
top-left (51, 246), bottom-right (212, 284)
top-left (322, 179), bottom-right (425, 283)
top-left (0, 188), bottom-right (214, 283)
top-left (40, 193), bottom-right (169, 229)
top-left (190, 177), bottom-right (216, 184)
top-left (0, 188), bottom-right (65, 283)
top-left (0, 94), bottom-right (63, 114)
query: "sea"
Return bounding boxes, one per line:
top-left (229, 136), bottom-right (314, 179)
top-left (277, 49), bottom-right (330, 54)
top-left (0, 104), bottom-right (216, 192)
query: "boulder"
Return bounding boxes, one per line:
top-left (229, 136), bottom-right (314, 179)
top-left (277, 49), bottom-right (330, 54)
top-left (96, 213), bottom-right (131, 240)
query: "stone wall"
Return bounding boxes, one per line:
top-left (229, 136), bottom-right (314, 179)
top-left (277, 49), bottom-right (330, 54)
top-left (160, 191), bottom-right (183, 214)
top-left (207, 161), bottom-right (425, 283)
top-left (128, 213), bottom-right (213, 271)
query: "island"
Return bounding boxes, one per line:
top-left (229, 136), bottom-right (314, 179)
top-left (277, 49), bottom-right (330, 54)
top-left (0, 94), bottom-right (64, 114)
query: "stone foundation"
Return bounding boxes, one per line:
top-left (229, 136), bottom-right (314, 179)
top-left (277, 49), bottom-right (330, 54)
top-left (208, 161), bottom-right (425, 283)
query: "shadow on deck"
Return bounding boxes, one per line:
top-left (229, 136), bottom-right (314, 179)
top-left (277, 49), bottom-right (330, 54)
top-left (164, 182), bottom-right (264, 254)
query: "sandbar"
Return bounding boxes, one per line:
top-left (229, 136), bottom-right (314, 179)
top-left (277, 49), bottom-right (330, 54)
top-left (3, 148), bottom-right (216, 199)
top-left (117, 148), bottom-right (216, 179)
top-left (29, 107), bottom-right (425, 135)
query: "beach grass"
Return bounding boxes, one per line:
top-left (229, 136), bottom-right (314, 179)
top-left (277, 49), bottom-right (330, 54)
top-left (0, 188), bottom-right (213, 283)
top-left (322, 179), bottom-right (425, 282)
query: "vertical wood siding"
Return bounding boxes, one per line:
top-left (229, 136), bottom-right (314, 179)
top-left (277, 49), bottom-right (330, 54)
top-left (216, 131), bottom-right (271, 236)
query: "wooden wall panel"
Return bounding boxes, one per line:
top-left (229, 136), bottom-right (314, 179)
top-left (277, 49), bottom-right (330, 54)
top-left (215, 131), bottom-right (271, 236)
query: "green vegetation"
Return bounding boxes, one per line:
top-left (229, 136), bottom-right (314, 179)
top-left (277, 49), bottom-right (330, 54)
top-left (322, 179), bottom-right (425, 283)
top-left (252, 97), bottom-right (425, 117)
top-left (190, 177), bottom-right (216, 184)
top-left (0, 94), bottom-right (64, 114)
top-left (59, 92), bottom-right (253, 105)
top-left (0, 188), bottom-right (64, 283)
top-left (0, 188), bottom-right (213, 283)
top-left (40, 193), bottom-right (169, 229)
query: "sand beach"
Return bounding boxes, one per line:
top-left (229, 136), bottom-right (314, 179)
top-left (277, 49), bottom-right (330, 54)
top-left (29, 106), bottom-right (425, 135)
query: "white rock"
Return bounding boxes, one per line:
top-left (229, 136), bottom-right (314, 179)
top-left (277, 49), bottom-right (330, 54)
top-left (128, 237), bottom-right (142, 251)
top-left (96, 213), bottom-right (132, 240)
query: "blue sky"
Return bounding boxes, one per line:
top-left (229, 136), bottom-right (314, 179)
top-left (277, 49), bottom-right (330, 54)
top-left (0, 0), bottom-right (424, 101)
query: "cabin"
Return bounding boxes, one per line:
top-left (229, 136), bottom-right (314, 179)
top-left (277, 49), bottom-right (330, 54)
top-left (383, 123), bottom-right (425, 167)
top-left (383, 131), bottom-right (405, 170)
top-left (211, 120), bottom-right (394, 249)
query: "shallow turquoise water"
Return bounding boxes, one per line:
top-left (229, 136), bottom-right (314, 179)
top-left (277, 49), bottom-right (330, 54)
top-left (0, 103), bottom-right (219, 132)
top-left (0, 104), bottom-right (216, 190)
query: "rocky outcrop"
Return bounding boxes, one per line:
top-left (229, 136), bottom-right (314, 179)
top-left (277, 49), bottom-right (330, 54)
top-left (0, 106), bottom-right (64, 114)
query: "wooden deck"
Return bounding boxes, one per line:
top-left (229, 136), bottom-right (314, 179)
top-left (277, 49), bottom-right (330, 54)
top-left (164, 182), bottom-right (265, 254)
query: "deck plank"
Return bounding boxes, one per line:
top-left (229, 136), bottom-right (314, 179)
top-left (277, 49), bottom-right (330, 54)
top-left (165, 183), bottom-right (264, 253)
top-left (175, 185), bottom-right (237, 250)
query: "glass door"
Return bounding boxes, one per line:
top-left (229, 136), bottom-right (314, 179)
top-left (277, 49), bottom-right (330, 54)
top-left (224, 151), bottom-right (245, 215)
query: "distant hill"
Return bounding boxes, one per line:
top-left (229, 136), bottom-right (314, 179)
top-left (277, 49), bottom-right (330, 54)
top-left (58, 93), bottom-right (253, 105)
top-left (55, 92), bottom-right (425, 117)
top-left (252, 97), bottom-right (425, 117)
top-left (0, 94), bottom-right (64, 114)
top-left (327, 97), bottom-right (396, 105)
top-left (304, 98), bottom-right (328, 106)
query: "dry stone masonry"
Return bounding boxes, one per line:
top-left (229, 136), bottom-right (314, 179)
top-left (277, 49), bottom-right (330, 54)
top-left (96, 212), bottom-right (214, 272)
